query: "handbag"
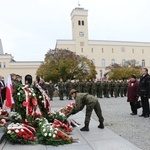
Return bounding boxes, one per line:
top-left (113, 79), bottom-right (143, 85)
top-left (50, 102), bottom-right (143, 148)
top-left (136, 100), bottom-right (142, 109)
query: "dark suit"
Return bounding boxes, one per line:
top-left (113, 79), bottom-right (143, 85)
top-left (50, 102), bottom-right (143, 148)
top-left (0, 80), bottom-right (6, 107)
top-left (138, 74), bottom-right (150, 117)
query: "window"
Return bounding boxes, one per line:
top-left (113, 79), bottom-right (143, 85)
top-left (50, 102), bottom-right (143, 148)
top-left (132, 49), bottom-right (134, 53)
top-left (81, 48), bottom-right (83, 53)
top-left (82, 20), bottom-right (84, 25)
top-left (112, 48), bottom-right (114, 53)
top-left (122, 59), bottom-right (126, 66)
top-left (111, 59), bottom-right (115, 65)
top-left (3, 62), bottom-right (6, 68)
top-left (101, 59), bottom-right (105, 67)
top-left (142, 59), bottom-right (145, 67)
top-left (78, 20), bottom-right (81, 25)
top-left (91, 48), bottom-right (93, 53)
top-left (142, 49), bottom-right (144, 54)
top-left (0, 62), bottom-right (1, 68)
top-left (102, 48), bottom-right (104, 53)
top-left (131, 59), bottom-right (136, 66)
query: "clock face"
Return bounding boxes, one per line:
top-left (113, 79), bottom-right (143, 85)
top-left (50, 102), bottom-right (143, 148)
top-left (79, 32), bottom-right (84, 37)
top-left (121, 47), bottom-right (125, 52)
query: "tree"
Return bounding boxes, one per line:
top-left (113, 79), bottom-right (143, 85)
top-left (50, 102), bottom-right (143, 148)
top-left (105, 60), bottom-right (141, 80)
top-left (36, 49), bottom-right (96, 82)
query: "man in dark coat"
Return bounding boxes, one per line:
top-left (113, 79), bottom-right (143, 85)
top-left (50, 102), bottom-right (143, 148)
top-left (127, 75), bottom-right (139, 115)
top-left (138, 68), bottom-right (150, 118)
top-left (70, 89), bottom-right (104, 131)
top-left (0, 75), bottom-right (6, 107)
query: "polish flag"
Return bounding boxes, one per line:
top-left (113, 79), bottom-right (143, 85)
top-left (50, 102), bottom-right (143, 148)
top-left (6, 75), bottom-right (14, 108)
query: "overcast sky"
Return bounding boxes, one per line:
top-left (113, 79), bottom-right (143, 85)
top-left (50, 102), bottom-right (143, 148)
top-left (0, 0), bottom-right (150, 61)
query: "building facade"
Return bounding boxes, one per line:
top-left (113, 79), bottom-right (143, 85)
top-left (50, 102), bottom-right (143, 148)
top-left (56, 7), bottom-right (150, 79)
top-left (0, 39), bottom-right (42, 83)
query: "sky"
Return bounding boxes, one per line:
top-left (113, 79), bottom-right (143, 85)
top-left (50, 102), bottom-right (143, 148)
top-left (0, 0), bottom-right (150, 61)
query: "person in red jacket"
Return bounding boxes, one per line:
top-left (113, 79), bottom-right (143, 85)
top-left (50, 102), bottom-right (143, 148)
top-left (127, 74), bottom-right (139, 115)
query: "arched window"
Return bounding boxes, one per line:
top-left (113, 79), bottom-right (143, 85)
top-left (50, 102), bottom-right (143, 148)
top-left (101, 59), bottom-right (105, 67)
top-left (111, 59), bottom-right (115, 65)
top-left (142, 59), bottom-right (145, 67)
top-left (122, 59), bottom-right (126, 66)
top-left (78, 20), bottom-right (81, 25)
top-left (82, 20), bottom-right (84, 25)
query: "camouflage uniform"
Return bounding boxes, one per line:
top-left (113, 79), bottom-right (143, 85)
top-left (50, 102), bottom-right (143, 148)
top-left (72, 93), bottom-right (104, 126)
top-left (102, 81), bottom-right (107, 97)
top-left (114, 81), bottom-right (119, 98)
top-left (65, 80), bottom-right (73, 100)
top-left (110, 80), bottom-right (115, 97)
top-left (47, 82), bottom-right (55, 100)
top-left (120, 81), bottom-right (124, 97)
top-left (58, 80), bottom-right (65, 100)
top-left (91, 80), bottom-right (96, 96)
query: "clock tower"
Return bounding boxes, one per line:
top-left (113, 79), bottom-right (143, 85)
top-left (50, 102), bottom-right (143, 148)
top-left (70, 7), bottom-right (89, 53)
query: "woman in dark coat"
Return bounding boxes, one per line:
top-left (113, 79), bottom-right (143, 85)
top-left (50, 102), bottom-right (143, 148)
top-left (127, 75), bottom-right (139, 115)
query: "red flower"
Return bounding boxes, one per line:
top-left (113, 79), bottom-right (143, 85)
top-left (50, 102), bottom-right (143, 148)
top-left (22, 101), bottom-right (28, 107)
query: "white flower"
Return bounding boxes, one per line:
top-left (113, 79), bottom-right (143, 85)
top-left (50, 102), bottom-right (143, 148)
top-left (41, 100), bottom-right (44, 103)
top-left (21, 129), bottom-right (24, 132)
top-left (49, 133), bottom-right (52, 137)
top-left (53, 134), bottom-right (56, 138)
top-left (44, 133), bottom-right (47, 137)
top-left (32, 93), bottom-right (36, 97)
top-left (17, 93), bottom-right (20, 96)
top-left (29, 92), bottom-right (31, 96)
top-left (43, 128), bottom-right (46, 132)
top-left (15, 129), bottom-right (19, 133)
top-left (7, 130), bottom-right (11, 134)
top-left (54, 130), bottom-right (57, 134)
top-left (39, 96), bottom-right (42, 98)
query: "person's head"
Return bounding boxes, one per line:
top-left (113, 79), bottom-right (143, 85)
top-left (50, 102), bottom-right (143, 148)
top-left (11, 73), bottom-right (16, 80)
top-left (130, 74), bottom-right (136, 82)
top-left (69, 89), bottom-right (77, 98)
top-left (142, 68), bottom-right (148, 75)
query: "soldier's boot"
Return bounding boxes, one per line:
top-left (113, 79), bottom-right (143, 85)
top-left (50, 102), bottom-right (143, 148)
top-left (98, 122), bottom-right (104, 129)
top-left (80, 123), bottom-right (89, 131)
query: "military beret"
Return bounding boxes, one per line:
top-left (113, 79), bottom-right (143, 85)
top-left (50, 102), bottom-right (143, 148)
top-left (69, 89), bottom-right (78, 95)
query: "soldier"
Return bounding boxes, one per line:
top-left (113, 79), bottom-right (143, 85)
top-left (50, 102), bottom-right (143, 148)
top-left (117, 80), bottom-right (121, 97)
top-left (65, 79), bottom-right (73, 100)
top-left (91, 79), bottom-right (96, 96)
top-left (58, 78), bottom-right (65, 100)
top-left (72, 79), bottom-right (78, 90)
top-left (110, 80), bottom-right (115, 97)
top-left (96, 79), bottom-right (103, 98)
top-left (120, 80), bottom-right (124, 97)
top-left (47, 80), bottom-right (55, 101)
top-left (105, 80), bottom-right (110, 98)
top-left (76, 79), bottom-right (80, 92)
top-left (39, 78), bottom-right (47, 92)
top-left (114, 80), bottom-right (119, 98)
top-left (102, 80), bottom-right (107, 97)
top-left (70, 89), bottom-right (104, 131)
top-left (123, 80), bottom-right (128, 96)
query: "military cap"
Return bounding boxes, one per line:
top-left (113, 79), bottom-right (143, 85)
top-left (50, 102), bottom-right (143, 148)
top-left (69, 89), bottom-right (77, 95)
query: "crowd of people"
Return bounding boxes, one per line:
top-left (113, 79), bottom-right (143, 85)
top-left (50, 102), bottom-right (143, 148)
top-left (0, 68), bottom-right (149, 121)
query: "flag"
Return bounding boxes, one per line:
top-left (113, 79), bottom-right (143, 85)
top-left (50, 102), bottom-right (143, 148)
top-left (6, 75), bottom-right (14, 108)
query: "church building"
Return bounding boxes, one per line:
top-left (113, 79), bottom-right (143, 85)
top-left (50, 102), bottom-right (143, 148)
top-left (56, 7), bottom-right (150, 79)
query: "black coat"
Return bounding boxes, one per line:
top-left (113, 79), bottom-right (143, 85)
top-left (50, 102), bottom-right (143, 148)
top-left (138, 74), bottom-right (150, 97)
